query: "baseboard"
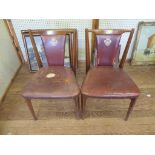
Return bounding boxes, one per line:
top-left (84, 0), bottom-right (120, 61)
top-left (0, 64), bottom-right (22, 104)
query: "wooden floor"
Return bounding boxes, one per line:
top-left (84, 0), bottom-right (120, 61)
top-left (0, 62), bottom-right (155, 134)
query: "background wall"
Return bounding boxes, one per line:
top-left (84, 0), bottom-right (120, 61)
top-left (11, 19), bottom-right (92, 60)
top-left (12, 19), bottom-right (154, 61)
top-left (0, 20), bottom-right (21, 102)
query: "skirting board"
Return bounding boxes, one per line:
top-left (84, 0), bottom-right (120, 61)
top-left (0, 64), bottom-right (22, 104)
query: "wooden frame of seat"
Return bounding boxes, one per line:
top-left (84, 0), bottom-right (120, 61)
top-left (82, 28), bottom-right (140, 121)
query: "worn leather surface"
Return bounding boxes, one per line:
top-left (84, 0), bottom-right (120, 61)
top-left (81, 67), bottom-right (140, 98)
top-left (41, 35), bottom-right (66, 66)
top-left (22, 67), bottom-right (80, 99)
top-left (95, 34), bottom-right (121, 66)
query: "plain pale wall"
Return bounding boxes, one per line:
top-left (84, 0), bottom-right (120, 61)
top-left (0, 20), bottom-right (20, 102)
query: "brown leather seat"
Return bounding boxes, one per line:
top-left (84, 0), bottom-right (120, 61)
top-left (81, 67), bottom-right (140, 98)
top-left (22, 67), bottom-right (80, 99)
top-left (81, 29), bottom-right (140, 121)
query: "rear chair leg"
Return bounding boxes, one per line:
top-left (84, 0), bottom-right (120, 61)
top-left (81, 95), bottom-right (87, 119)
top-left (74, 96), bottom-right (80, 119)
top-left (125, 98), bottom-right (137, 121)
top-left (25, 98), bottom-right (37, 120)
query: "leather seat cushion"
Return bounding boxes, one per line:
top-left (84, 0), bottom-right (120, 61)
top-left (81, 67), bottom-right (140, 98)
top-left (22, 67), bottom-right (80, 99)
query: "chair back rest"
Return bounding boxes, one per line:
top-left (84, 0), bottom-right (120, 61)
top-left (22, 29), bottom-right (77, 74)
top-left (85, 29), bottom-right (134, 72)
top-left (41, 31), bottom-right (66, 66)
top-left (95, 34), bottom-right (121, 66)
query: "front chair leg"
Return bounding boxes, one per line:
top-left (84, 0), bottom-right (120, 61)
top-left (81, 94), bottom-right (87, 119)
top-left (125, 98), bottom-right (137, 121)
top-left (25, 98), bottom-right (37, 120)
top-left (74, 96), bottom-right (80, 119)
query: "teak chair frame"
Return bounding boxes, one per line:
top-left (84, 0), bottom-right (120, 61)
top-left (82, 28), bottom-right (138, 121)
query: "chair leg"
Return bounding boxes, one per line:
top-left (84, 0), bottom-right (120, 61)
top-left (125, 98), bottom-right (137, 121)
top-left (81, 94), bottom-right (87, 118)
top-left (25, 98), bottom-right (37, 120)
top-left (74, 96), bottom-right (80, 119)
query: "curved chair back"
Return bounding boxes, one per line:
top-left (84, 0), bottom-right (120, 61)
top-left (85, 29), bottom-right (134, 72)
top-left (22, 29), bottom-right (77, 74)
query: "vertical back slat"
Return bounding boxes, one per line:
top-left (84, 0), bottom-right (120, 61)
top-left (69, 33), bottom-right (73, 68)
top-left (85, 29), bottom-right (90, 73)
top-left (72, 30), bottom-right (76, 75)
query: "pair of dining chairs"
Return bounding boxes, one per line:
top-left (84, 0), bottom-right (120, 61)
top-left (21, 28), bottom-right (140, 121)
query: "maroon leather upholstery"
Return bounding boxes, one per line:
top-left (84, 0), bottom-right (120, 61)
top-left (22, 67), bottom-right (80, 99)
top-left (81, 67), bottom-right (140, 98)
top-left (41, 34), bottom-right (66, 66)
top-left (95, 34), bottom-right (121, 66)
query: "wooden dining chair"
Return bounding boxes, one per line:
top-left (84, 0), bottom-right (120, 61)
top-left (81, 29), bottom-right (140, 121)
top-left (21, 29), bottom-right (80, 120)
